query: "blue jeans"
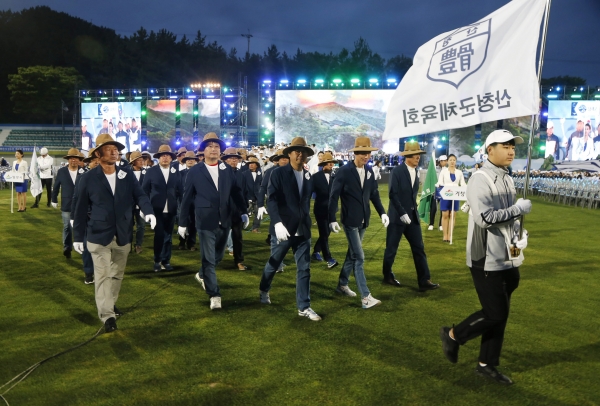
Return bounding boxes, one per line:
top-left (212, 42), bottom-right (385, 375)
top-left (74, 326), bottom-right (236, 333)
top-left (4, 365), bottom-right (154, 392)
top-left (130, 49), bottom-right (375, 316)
top-left (61, 211), bottom-right (73, 252)
top-left (134, 208), bottom-right (145, 247)
top-left (339, 225), bottom-right (370, 298)
top-left (82, 234), bottom-right (94, 276)
top-left (199, 227), bottom-right (229, 298)
top-left (259, 234), bottom-right (312, 311)
top-left (153, 212), bottom-right (176, 264)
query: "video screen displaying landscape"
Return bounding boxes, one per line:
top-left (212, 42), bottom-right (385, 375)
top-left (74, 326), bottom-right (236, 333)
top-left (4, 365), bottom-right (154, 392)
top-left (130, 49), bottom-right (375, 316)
top-left (275, 90), bottom-right (394, 152)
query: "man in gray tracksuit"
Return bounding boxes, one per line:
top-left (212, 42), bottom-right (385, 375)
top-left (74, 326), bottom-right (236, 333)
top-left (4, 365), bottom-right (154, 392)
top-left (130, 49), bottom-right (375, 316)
top-left (439, 130), bottom-right (532, 385)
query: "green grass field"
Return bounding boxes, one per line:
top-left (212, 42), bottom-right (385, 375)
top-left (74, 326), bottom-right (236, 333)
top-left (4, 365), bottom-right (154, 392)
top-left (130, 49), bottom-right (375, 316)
top-left (1, 184), bottom-right (599, 406)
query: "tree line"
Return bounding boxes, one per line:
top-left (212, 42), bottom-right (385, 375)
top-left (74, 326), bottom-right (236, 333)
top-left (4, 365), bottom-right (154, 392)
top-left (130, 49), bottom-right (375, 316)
top-left (0, 6), bottom-right (414, 124)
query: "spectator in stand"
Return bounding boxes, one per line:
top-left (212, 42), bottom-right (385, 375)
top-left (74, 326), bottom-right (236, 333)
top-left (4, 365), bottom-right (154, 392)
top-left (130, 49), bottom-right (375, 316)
top-left (372, 160), bottom-right (382, 180)
top-left (0, 157), bottom-right (8, 167)
top-left (32, 147), bottom-right (54, 208)
top-left (13, 149), bottom-right (28, 212)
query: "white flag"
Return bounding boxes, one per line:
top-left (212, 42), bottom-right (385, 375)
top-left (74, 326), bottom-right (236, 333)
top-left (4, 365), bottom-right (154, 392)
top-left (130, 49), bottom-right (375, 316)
top-left (29, 147), bottom-right (43, 198)
top-left (383, 0), bottom-right (546, 140)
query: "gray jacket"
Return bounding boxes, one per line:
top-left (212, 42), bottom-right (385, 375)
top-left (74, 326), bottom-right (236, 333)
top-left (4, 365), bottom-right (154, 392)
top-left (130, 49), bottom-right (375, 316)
top-left (466, 161), bottom-right (523, 271)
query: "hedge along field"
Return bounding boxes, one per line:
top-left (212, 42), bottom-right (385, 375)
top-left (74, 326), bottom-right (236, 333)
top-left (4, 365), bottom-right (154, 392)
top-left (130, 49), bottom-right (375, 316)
top-left (0, 184), bottom-right (599, 406)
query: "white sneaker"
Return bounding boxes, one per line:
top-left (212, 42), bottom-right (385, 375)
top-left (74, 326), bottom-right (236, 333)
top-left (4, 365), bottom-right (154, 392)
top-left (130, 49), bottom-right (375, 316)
top-left (439, 226), bottom-right (443, 231)
top-left (260, 290), bottom-right (271, 304)
top-left (194, 272), bottom-right (206, 290)
top-left (336, 284), bottom-right (357, 297)
top-left (361, 294), bottom-right (382, 309)
top-left (428, 225), bottom-right (434, 231)
top-left (210, 296), bottom-right (222, 310)
top-left (298, 307), bottom-right (321, 321)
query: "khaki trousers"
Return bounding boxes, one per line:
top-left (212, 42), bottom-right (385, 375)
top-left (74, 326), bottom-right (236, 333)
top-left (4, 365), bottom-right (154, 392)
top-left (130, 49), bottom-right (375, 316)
top-left (87, 238), bottom-right (130, 322)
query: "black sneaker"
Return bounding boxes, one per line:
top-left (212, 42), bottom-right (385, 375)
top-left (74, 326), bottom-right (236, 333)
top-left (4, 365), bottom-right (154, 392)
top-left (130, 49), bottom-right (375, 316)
top-left (104, 317), bottom-right (118, 333)
top-left (439, 326), bottom-right (459, 364)
top-left (154, 262), bottom-right (162, 272)
top-left (84, 274), bottom-right (94, 284)
top-left (162, 263), bottom-right (174, 271)
top-left (63, 249), bottom-right (72, 259)
top-left (475, 364), bottom-right (513, 385)
top-left (114, 306), bottom-right (124, 317)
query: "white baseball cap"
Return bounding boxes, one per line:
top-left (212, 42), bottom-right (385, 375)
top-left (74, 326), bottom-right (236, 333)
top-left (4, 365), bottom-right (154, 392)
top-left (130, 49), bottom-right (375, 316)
top-left (438, 155), bottom-right (448, 161)
top-left (547, 120), bottom-right (554, 128)
top-left (81, 120), bottom-right (87, 127)
top-left (40, 147), bottom-right (48, 155)
top-left (485, 129), bottom-right (524, 148)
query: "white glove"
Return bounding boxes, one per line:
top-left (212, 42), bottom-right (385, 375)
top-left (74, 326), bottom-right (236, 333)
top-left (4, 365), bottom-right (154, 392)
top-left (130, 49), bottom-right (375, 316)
top-left (70, 219), bottom-right (74, 228)
top-left (329, 222), bottom-right (341, 233)
top-left (515, 198), bottom-right (532, 215)
top-left (381, 214), bottom-right (390, 228)
top-left (51, 202), bottom-right (58, 209)
top-left (256, 207), bottom-right (268, 220)
top-left (178, 226), bottom-right (188, 238)
top-left (73, 242), bottom-right (84, 255)
top-left (241, 214), bottom-right (250, 229)
top-left (515, 234), bottom-right (528, 250)
top-left (274, 222), bottom-right (290, 242)
top-left (400, 214), bottom-right (411, 224)
top-left (145, 214), bottom-right (156, 229)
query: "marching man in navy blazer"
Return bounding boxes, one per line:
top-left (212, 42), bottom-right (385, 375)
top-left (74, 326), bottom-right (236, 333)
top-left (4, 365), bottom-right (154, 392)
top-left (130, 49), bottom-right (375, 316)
top-left (382, 141), bottom-right (439, 291)
top-left (72, 134), bottom-right (156, 333)
top-left (311, 152), bottom-right (338, 268)
top-left (329, 137), bottom-right (389, 309)
top-left (258, 137), bottom-right (321, 320)
top-left (178, 133), bottom-right (249, 310)
top-left (256, 149), bottom-right (289, 248)
top-left (51, 148), bottom-right (95, 284)
top-left (129, 151), bottom-right (147, 254)
top-left (142, 144), bottom-right (182, 272)
top-left (51, 148), bottom-right (84, 259)
top-left (242, 156), bottom-right (263, 232)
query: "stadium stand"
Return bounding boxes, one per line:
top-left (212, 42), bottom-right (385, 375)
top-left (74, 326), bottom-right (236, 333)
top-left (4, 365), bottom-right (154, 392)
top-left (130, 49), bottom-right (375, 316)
top-left (1, 129), bottom-right (81, 149)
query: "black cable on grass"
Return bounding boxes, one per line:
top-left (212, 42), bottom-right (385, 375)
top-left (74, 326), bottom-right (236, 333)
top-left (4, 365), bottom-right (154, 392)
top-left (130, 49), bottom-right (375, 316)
top-left (0, 281), bottom-right (172, 405)
top-left (0, 326), bottom-right (104, 405)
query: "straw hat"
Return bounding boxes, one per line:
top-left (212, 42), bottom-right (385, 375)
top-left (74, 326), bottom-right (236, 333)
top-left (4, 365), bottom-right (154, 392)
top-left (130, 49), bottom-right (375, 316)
top-left (141, 151), bottom-right (151, 158)
top-left (195, 150), bottom-right (204, 157)
top-left (83, 148), bottom-right (97, 163)
top-left (153, 144), bottom-right (177, 159)
top-left (63, 148), bottom-right (82, 160)
top-left (283, 137), bottom-right (314, 156)
top-left (400, 141), bottom-right (426, 156)
top-left (199, 132), bottom-right (226, 151)
top-left (247, 156), bottom-right (260, 165)
top-left (176, 147), bottom-right (188, 156)
top-left (129, 151), bottom-right (144, 164)
top-left (269, 149), bottom-right (284, 162)
top-left (318, 152), bottom-right (337, 166)
top-left (237, 148), bottom-right (248, 159)
top-left (221, 147), bottom-right (242, 160)
top-left (95, 133), bottom-right (125, 151)
top-left (181, 151), bottom-right (199, 163)
top-left (349, 137), bottom-right (378, 153)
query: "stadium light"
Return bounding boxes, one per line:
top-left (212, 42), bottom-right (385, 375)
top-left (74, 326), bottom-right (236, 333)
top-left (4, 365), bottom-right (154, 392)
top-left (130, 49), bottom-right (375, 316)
top-left (297, 79), bottom-right (307, 84)
top-left (350, 79), bottom-right (360, 83)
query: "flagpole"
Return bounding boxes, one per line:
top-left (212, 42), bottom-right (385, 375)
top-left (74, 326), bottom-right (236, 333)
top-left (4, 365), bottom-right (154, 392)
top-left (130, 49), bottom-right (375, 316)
top-left (521, 0), bottom-right (552, 239)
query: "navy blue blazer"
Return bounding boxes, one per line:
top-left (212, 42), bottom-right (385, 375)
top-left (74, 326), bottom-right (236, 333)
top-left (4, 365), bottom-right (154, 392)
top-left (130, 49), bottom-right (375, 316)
top-left (142, 165), bottom-right (181, 216)
top-left (179, 161), bottom-right (247, 230)
top-left (229, 167), bottom-right (245, 222)
top-left (388, 163), bottom-right (421, 224)
top-left (312, 170), bottom-right (334, 218)
top-left (257, 165), bottom-right (276, 208)
top-left (72, 165), bottom-right (154, 246)
top-left (242, 169), bottom-right (263, 202)
top-left (131, 168), bottom-right (146, 186)
top-left (328, 161), bottom-right (385, 228)
top-left (51, 166), bottom-right (84, 212)
top-left (267, 164), bottom-right (313, 237)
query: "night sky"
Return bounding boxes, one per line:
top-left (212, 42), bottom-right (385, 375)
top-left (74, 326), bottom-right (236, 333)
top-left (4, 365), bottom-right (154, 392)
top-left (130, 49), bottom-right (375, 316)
top-left (2, 0), bottom-right (599, 85)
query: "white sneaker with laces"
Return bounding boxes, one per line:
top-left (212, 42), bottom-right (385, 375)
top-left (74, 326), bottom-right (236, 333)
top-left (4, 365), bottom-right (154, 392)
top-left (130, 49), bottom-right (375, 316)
top-left (210, 296), bottom-right (222, 310)
top-left (335, 284), bottom-right (357, 297)
top-left (428, 225), bottom-right (434, 231)
top-left (361, 294), bottom-right (382, 309)
top-left (298, 307), bottom-right (321, 321)
top-left (260, 290), bottom-right (271, 304)
top-left (195, 272), bottom-right (206, 290)
top-left (439, 226), bottom-right (443, 231)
